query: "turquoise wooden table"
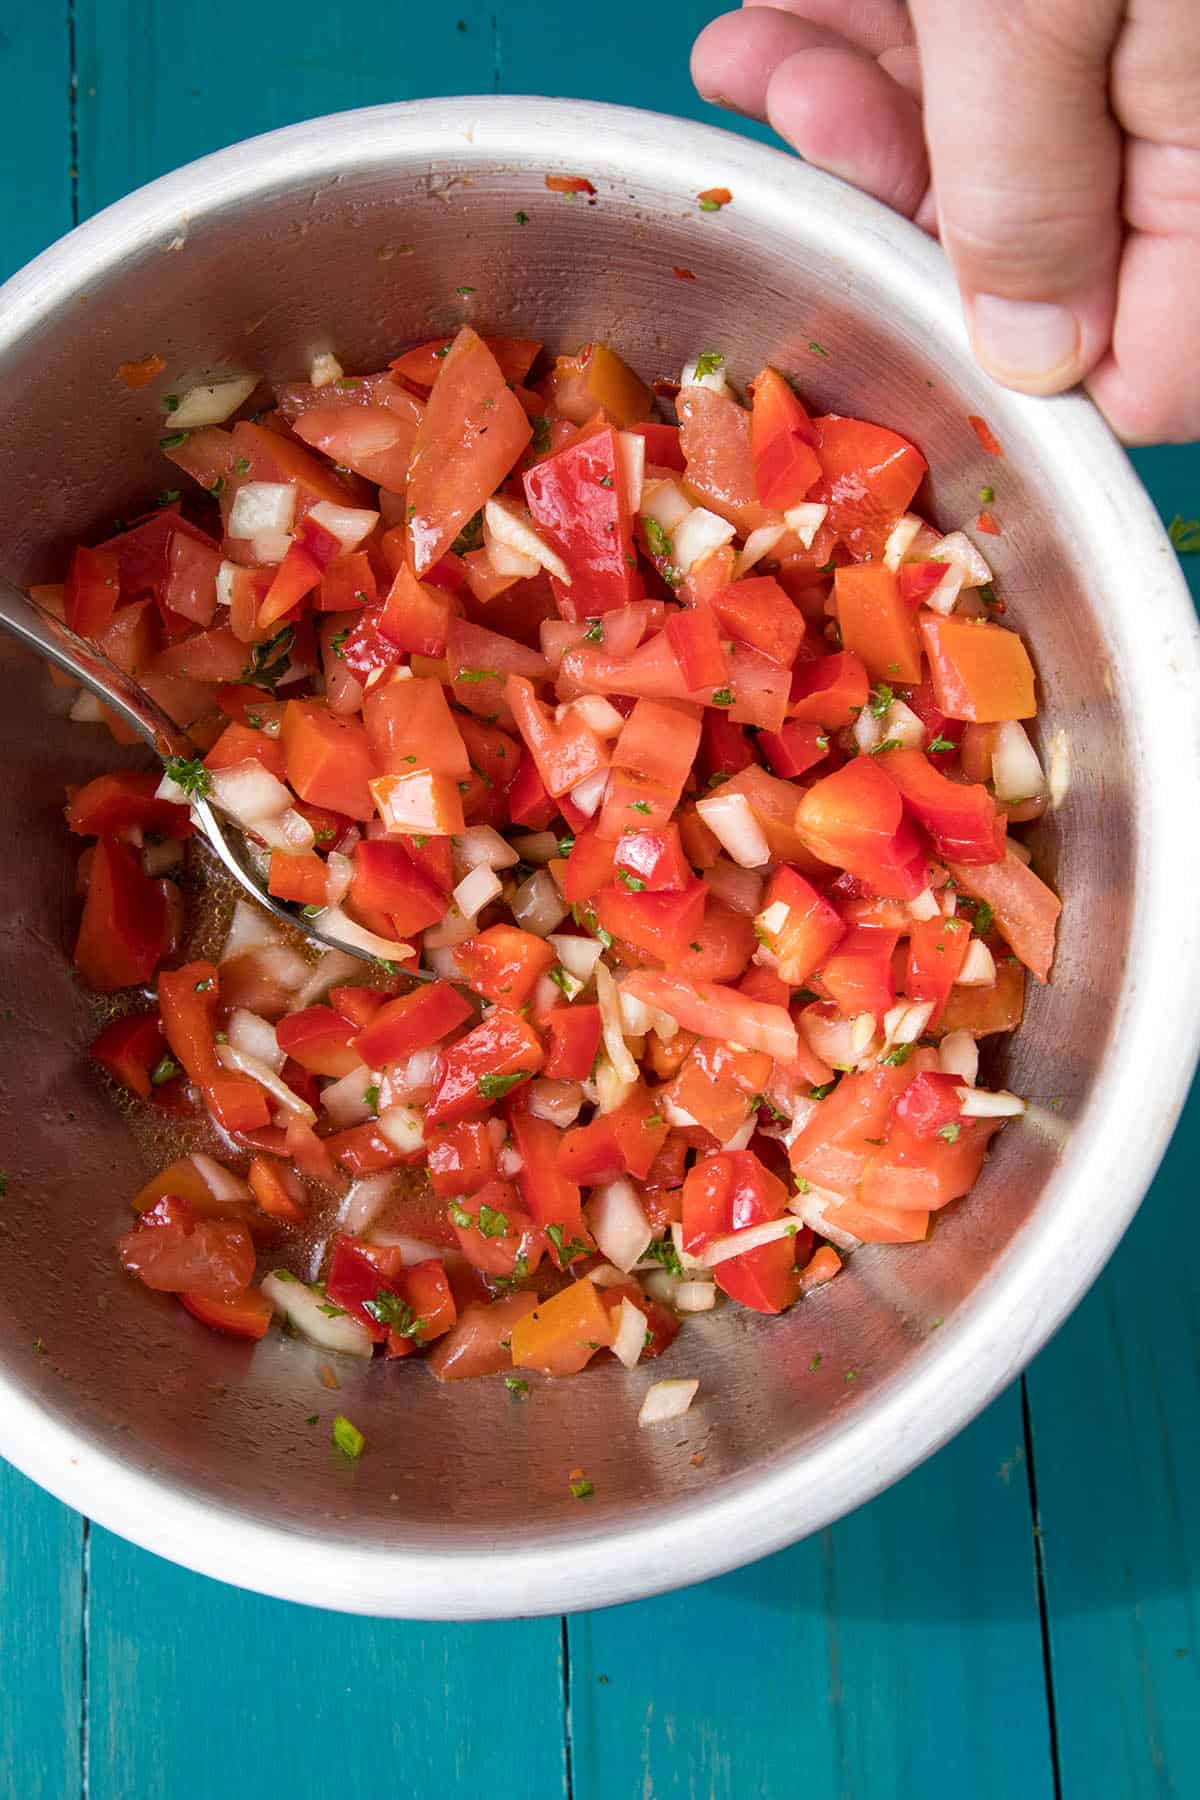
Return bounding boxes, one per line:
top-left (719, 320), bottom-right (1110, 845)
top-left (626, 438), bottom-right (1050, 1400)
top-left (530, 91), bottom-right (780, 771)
top-left (2, 7), bottom-right (1198, 1796)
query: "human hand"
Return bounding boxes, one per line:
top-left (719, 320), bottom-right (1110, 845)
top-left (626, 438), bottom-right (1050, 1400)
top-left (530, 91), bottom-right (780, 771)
top-left (691, 0), bottom-right (1200, 443)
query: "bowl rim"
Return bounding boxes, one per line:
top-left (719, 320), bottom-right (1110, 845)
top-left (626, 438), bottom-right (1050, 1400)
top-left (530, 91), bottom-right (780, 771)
top-left (3, 94), bottom-right (1199, 1619)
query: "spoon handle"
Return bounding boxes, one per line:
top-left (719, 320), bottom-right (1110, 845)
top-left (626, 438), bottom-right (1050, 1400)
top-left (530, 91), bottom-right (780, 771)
top-left (0, 577), bottom-right (194, 759)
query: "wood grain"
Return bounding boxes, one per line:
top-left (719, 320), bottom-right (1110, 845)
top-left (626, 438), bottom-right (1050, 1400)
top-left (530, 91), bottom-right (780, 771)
top-left (0, 1462), bottom-right (83, 1800)
top-left (0, 11), bottom-right (73, 280)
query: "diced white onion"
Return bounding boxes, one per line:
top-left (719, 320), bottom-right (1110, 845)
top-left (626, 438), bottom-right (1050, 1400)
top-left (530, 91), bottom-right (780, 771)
top-left (382, 1046), bottom-right (440, 1104)
top-left (308, 351), bottom-right (344, 388)
top-left (565, 694), bottom-right (625, 739)
top-left (956, 939), bottom-right (997, 986)
top-left (925, 562), bottom-right (965, 616)
top-left (488, 539), bottom-right (540, 578)
top-left (939, 1030), bottom-right (979, 1086)
top-left (676, 1279), bottom-right (717, 1312)
top-left (253, 808), bottom-right (317, 854)
top-left (323, 851), bottom-right (354, 909)
top-left (853, 707), bottom-right (883, 755)
top-left (991, 720), bottom-right (1046, 804)
top-left (733, 523), bottom-right (785, 580)
top-left (209, 760), bottom-right (292, 828)
top-left (643, 1270), bottom-right (680, 1305)
top-left (319, 907), bottom-right (416, 963)
top-left (612, 1297), bottom-right (648, 1370)
top-left (662, 1097), bottom-right (699, 1129)
top-left (250, 528), bottom-right (294, 567)
top-left (782, 502), bottom-right (829, 549)
top-left (337, 1172), bottom-right (396, 1235)
top-left (881, 700), bottom-right (925, 750)
top-left (640, 478), bottom-right (691, 532)
top-left (484, 496), bottom-right (571, 583)
top-left (1048, 728), bottom-right (1071, 810)
top-left (545, 964), bottom-right (583, 1003)
top-left (510, 869), bottom-right (568, 937)
top-left (568, 768), bottom-right (609, 819)
top-left (453, 825), bottom-right (520, 874)
top-left (377, 1103), bottom-right (425, 1154)
top-left (941, 887), bottom-right (959, 917)
top-left (222, 898), bottom-right (283, 961)
top-left (617, 431), bottom-right (645, 512)
top-left (190, 1152), bottom-right (252, 1205)
top-left (617, 985), bottom-right (657, 1036)
top-left (680, 354), bottom-right (730, 395)
top-left (957, 1086), bottom-right (1026, 1117)
top-left (790, 1186), bottom-right (862, 1251)
top-left (68, 690), bottom-right (105, 723)
top-left (142, 838), bottom-right (184, 878)
top-left (320, 1065), bottom-right (377, 1129)
top-left (639, 1378), bottom-right (699, 1427)
top-left (883, 513), bottom-right (924, 569)
top-left (907, 888), bottom-right (940, 923)
top-left (586, 1261), bottom-right (633, 1289)
top-left (801, 1008), bottom-right (876, 1068)
top-left (261, 1272), bottom-right (373, 1357)
top-left (930, 530), bottom-right (992, 588)
top-left (365, 1231), bottom-right (446, 1266)
top-left (452, 863), bottom-right (503, 921)
top-left (229, 481), bottom-right (295, 540)
top-left (757, 899), bottom-right (789, 937)
top-left (155, 770), bottom-right (190, 806)
top-left (511, 831), bottom-right (560, 865)
top-left (424, 945), bottom-right (465, 982)
top-left (168, 373), bottom-right (258, 430)
top-left (306, 501), bottom-right (380, 552)
top-left (881, 998), bottom-right (934, 1050)
top-left (215, 561), bottom-right (239, 609)
top-left (596, 963), bottom-right (639, 1086)
top-left (721, 1116), bottom-right (757, 1152)
top-left (497, 1144), bottom-right (523, 1178)
top-left (698, 1217), bottom-right (800, 1267)
top-left (594, 1052), bottom-right (638, 1115)
top-left (423, 904), bottom-right (475, 950)
top-left (672, 506), bottom-right (737, 574)
top-left (527, 1079), bottom-right (584, 1128)
top-left (669, 1222), bottom-right (709, 1274)
top-left (227, 1007), bottom-right (284, 1074)
top-left (214, 1043), bottom-right (317, 1122)
top-left (548, 933), bottom-right (604, 982)
top-left (696, 790), bottom-right (770, 868)
top-left (288, 948), bottom-right (362, 1009)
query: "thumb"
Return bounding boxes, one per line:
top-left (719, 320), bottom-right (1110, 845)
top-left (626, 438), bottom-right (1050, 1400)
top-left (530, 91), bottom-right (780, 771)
top-left (909, 0), bottom-right (1124, 395)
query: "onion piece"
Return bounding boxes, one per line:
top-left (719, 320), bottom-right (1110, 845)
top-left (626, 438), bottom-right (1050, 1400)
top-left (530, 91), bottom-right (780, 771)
top-left (190, 1152), bottom-right (252, 1205)
top-left (640, 478), bottom-right (691, 532)
top-left (453, 825), bottom-right (520, 875)
top-left (484, 496), bottom-right (571, 583)
top-left (801, 1007), bottom-right (876, 1068)
top-left (261, 1271), bottom-right (373, 1356)
top-left (907, 888), bottom-right (940, 922)
top-left (365, 1231), bottom-right (447, 1265)
top-left (639, 1378), bottom-right (699, 1427)
top-left (568, 768), bottom-right (608, 819)
top-left (594, 1052), bottom-right (638, 1114)
top-left (733, 523), bottom-right (784, 580)
top-left (782, 501), bottom-right (829, 549)
top-left (323, 851), bottom-right (354, 909)
top-left (696, 790), bottom-right (770, 868)
top-left (511, 869), bottom-right (568, 937)
top-left (956, 939), bottom-right (997, 986)
top-left (991, 720), bottom-right (1046, 804)
top-left (528, 1079), bottom-right (584, 1128)
top-left (564, 694), bottom-right (625, 739)
top-left (853, 707), bottom-right (883, 755)
top-left (676, 1279), bottom-right (717, 1313)
top-left (320, 1064), bottom-right (376, 1128)
top-left (721, 1116), bottom-right (757, 1153)
top-left (880, 699), bottom-right (925, 750)
top-left (377, 1103), bottom-right (426, 1154)
top-left (669, 1222), bottom-right (709, 1273)
top-left (957, 1086), bottom-right (1026, 1117)
top-left (595, 963), bottom-right (639, 1086)
top-left (306, 500), bottom-right (380, 552)
top-left (319, 906), bottom-right (416, 963)
top-left (680, 354), bottom-right (730, 395)
top-left (939, 1030), bottom-right (979, 1086)
top-left (930, 529), bottom-right (992, 587)
top-left (883, 513), bottom-right (924, 569)
top-left (309, 351), bottom-right (344, 388)
top-left (208, 760), bottom-right (292, 827)
top-left (510, 831), bottom-right (560, 865)
top-left (589, 1177), bottom-right (652, 1272)
top-left (222, 898), bottom-right (285, 961)
top-left (423, 904), bottom-right (476, 950)
top-left (548, 933), bottom-right (604, 983)
top-left (69, 691), bottom-right (106, 724)
top-left (925, 562), bottom-right (965, 616)
top-left (227, 1007), bottom-right (284, 1073)
top-left (228, 481), bottom-right (295, 541)
top-left (453, 863), bottom-right (503, 921)
top-left (214, 1042), bottom-right (317, 1123)
top-left (673, 506), bottom-right (737, 574)
top-left (643, 1270), bottom-right (680, 1306)
top-left (790, 1186), bottom-right (862, 1252)
top-left (697, 1217), bottom-right (801, 1267)
top-left (168, 373), bottom-right (258, 430)
top-left (252, 808), bottom-right (317, 853)
top-left (288, 948), bottom-right (362, 1009)
top-left (617, 431), bottom-right (646, 512)
top-left (382, 1046), bottom-right (440, 1105)
top-left (612, 1297), bottom-right (648, 1370)
top-left (338, 1173), bottom-right (396, 1235)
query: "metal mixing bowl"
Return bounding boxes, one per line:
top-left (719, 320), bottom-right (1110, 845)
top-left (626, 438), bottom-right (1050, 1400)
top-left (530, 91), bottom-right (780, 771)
top-left (1, 98), bottom-right (1198, 1620)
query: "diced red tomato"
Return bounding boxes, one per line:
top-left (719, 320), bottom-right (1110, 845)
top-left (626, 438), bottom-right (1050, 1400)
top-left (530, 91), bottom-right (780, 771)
top-left (425, 1011), bottom-right (544, 1126)
top-left (920, 614), bottom-right (1036, 723)
top-left (594, 877), bottom-right (707, 962)
top-left (713, 1236), bottom-right (801, 1313)
top-left (74, 836), bottom-right (168, 992)
top-left (835, 564), bottom-right (921, 685)
top-left (275, 1006), bottom-right (362, 1078)
top-left (179, 1286), bottom-right (275, 1340)
top-left (558, 1082), bottom-right (670, 1183)
top-left (90, 1012), bottom-right (166, 1099)
top-left (789, 651), bottom-right (869, 729)
top-left (819, 925), bottom-right (899, 1019)
top-left (750, 368), bottom-right (821, 511)
top-left (524, 424), bottom-right (639, 617)
top-left (809, 414), bottom-right (927, 559)
top-left (353, 982), bottom-right (474, 1068)
top-left (795, 759), bottom-right (926, 899)
top-left (946, 847), bottom-right (1061, 983)
top-left (712, 576), bottom-right (806, 669)
top-left (543, 1004), bottom-right (602, 1081)
top-left (281, 699), bottom-right (376, 820)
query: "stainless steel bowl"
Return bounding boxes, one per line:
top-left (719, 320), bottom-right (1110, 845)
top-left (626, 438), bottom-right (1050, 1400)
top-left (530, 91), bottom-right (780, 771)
top-left (1, 98), bottom-right (1198, 1620)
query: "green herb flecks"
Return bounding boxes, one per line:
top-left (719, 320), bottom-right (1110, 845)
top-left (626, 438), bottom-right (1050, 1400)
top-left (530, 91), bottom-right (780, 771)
top-left (545, 1223), bottom-right (591, 1267)
top-left (569, 1476), bottom-right (595, 1500)
top-left (694, 350), bottom-right (724, 379)
top-left (505, 1376), bottom-right (530, 1396)
top-left (868, 683), bottom-right (894, 718)
top-left (332, 1415), bottom-right (365, 1459)
top-left (476, 1069), bottom-right (532, 1101)
top-left (163, 756), bottom-right (212, 800)
top-left (243, 624), bottom-right (296, 692)
top-left (150, 1056), bottom-right (180, 1086)
top-left (1168, 515), bottom-right (1200, 554)
top-left (451, 511), bottom-right (484, 555)
top-left (362, 1290), bottom-right (426, 1338)
top-left (643, 1236), bottom-right (684, 1278)
top-left (937, 1121), bottom-right (962, 1144)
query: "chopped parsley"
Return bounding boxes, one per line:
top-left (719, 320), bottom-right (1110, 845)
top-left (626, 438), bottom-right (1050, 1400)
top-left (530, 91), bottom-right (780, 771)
top-left (194, 976), bottom-right (215, 993)
top-left (514, 211), bottom-right (529, 226)
top-left (449, 1202), bottom-right (474, 1230)
top-left (937, 1121), bottom-right (962, 1144)
top-left (362, 1084), bottom-right (380, 1113)
top-left (159, 432), bottom-right (189, 450)
top-left (235, 456), bottom-right (251, 474)
top-left (476, 1069), bottom-right (531, 1101)
top-left (807, 340), bottom-right (830, 359)
top-left (878, 1043), bottom-right (914, 1068)
top-left (305, 1413), bottom-right (319, 1425)
top-left (545, 1223), bottom-right (591, 1266)
top-left (872, 738), bottom-right (901, 755)
top-left (243, 624), bottom-right (295, 691)
top-left (979, 485), bottom-right (996, 505)
top-left (617, 869), bottom-right (645, 892)
top-left (163, 394), bottom-right (180, 413)
top-left (451, 511), bottom-right (484, 555)
top-left (694, 350), bottom-right (724, 378)
top-left (150, 1056), bottom-right (180, 1086)
top-left (1168, 515), bottom-right (1200, 554)
top-left (548, 965), bottom-right (575, 997)
top-left (794, 1176), bottom-right (811, 1195)
top-left (491, 1253), bottom-right (530, 1293)
top-left (643, 1236), bottom-right (684, 1278)
top-left (629, 800), bottom-right (652, 814)
top-left (927, 734), bottom-right (955, 753)
top-left (375, 959), bottom-right (401, 976)
top-left (163, 755), bottom-right (211, 800)
top-left (569, 1476), bottom-right (595, 1500)
top-left (642, 517), bottom-right (672, 560)
top-left (711, 688), bottom-right (734, 708)
top-left (505, 1376), bottom-right (530, 1396)
top-left (477, 1202), bottom-right (510, 1239)
top-left (809, 1351), bottom-right (823, 1371)
top-left (329, 626), bottom-right (350, 659)
top-left (456, 285), bottom-right (476, 296)
top-left (316, 1301), bottom-right (346, 1318)
top-left (583, 619), bottom-right (605, 643)
top-left (597, 472), bottom-right (613, 488)
top-left (750, 1092), bottom-right (786, 1121)
top-left (331, 1415), bottom-right (365, 1459)
top-left (455, 667), bottom-right (500, 684)
top-left (698, 197), bottom-right (721, 213)
top-left (969, 900), bottom-right (995, 937)
top-left (529, 415), bottom-right (552, 456)
top-left (157, 488), bottom-right (182, 506)
top-left (809, 1082), bottom-right (836, 1100)
top-left (0, 1172), bottom-right (8, 1197)
top-left (868, 683), bottom-right (894, 718)
top-left (363, 1290), bottom-right (426, 1338)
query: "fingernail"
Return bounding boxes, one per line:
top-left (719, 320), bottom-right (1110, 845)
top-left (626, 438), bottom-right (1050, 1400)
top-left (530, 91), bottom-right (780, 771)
top-left (697, 90), bottom-right (741, 115)
top-left (971, 295), bottom-right (1080, 387)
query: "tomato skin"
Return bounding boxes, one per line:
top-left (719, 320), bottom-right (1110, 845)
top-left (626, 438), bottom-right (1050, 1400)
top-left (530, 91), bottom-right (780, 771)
top-left (326, 1234), bottom-right (403, 1341)
top-left (508, 1108), bottom-right (588, 1250)
top-left (353, 981), bottom-right (473, 1069)
top-left (893, 1071), bottom-right (963, 1141)
top-left (507, 751), bottom-right (557, 828)
top-left (350, 839), bottom-right (447, 936)
top-left (90, 1012), bottom-right (166, 1099)
top-left (711, 576), bottom-right (806, 669)
top-left (750, 367), bottom-right (821, 511)
top-left (275, 1007), bottom-right (362, 1078)
top-left (699, 711), bottom-right (757, 784)
top-left (180, 1285), bottom-right (274, 1340)
top-left (934, 956), bottom-right (1025, 1038)
top-left (391, 335), bottom-right (541, 388)
top-left (74, 836), bottom-right (168, 993)
top-left (427, 1119), bottom-right (497, 1198)
top-left (664, 606), bottom-right (730, 690)
top-left (681, 1149), bottom-right (789, 1252)
top-left (543, 1005), bottom-right (602, 1081)
top-left (920, 614), bottom-right (1036, 723)
top-left (796, 759), bottom-right (926, 900)
top-left (386, 1260), bottom-right (457, 1355)
top-left (509, 1277), bottom-right (614, 1376)
top-left (876, 748), bottom-right (1005, 864)
top-left (458, 924), bottom-right (556, 1009)
top-left (546, 342), bottom-right (651, 426)
top-left (66, 772), bottom-right (192, 841)
top-left (673, 901), bottom-right (756, 984)
top-left (524, 424), bottom-right (640, 618)
top-left (758, 720), bottom-right (830, 780)
top-left (947, 848), bottom-right (1060, 983)
top-left (612, 823), bottom-right (691, 893)
top-left (558, 1082), bottom-right (670, 1184)
top-left (677, 385), bottom-right (774, 536)
top-left (818, 925), bottom-right (899, 1019)
top-left (906, 914), bottom-right (972, 1020)
top-left (267, 851), bottom-right (328, 907)
top-left (428, 1292), bottom-right (541, 1381)
top-left (247, 1154), bottom-right (307, 1222)
top-left (809, 414), bottom-right (927, 559)
top-left (835, 564), bottom-right (922, 685)
top-left (594, 878), bottom-right (707, 963)
top-left (714, 1235), bottom-right (802, 1313)
top-left (789, 650), bottom-right (869, 729)
top-left (788, 1063), bottom-right (920, 1195)
top-left (506, 674), bottom-right (608, 798)
top-left (667, 1040), bottom-right (769, 1143)
top-left (426, 1012), bottom-right (544, 1126)
top-left (860, 1115), bottom-right (1000, 1213)
top-left (630, 422), bottom-right (686, 470)
top-left (118, 1212), bottom-right (255, 1300)
top-left (407, 327), bottom-right (532, 574)
top-left (64, 544), bottom-right (121, 638)
top-left (447, 1181), bottom-right (544, 1279)
top-left (757, 866), bottom-right (845, 986)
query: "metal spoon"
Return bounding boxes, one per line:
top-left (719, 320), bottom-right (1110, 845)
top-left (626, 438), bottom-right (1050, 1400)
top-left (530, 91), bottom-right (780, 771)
top-left (1, 578), bottom-right (378, 962)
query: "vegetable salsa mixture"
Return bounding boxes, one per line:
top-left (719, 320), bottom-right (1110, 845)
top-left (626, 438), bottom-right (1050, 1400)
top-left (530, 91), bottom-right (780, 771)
top-left (52, 329), bottom-right (1061, 1437)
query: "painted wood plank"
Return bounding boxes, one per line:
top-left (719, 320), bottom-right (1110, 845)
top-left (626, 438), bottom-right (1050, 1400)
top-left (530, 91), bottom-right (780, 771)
top-left (0, 9), bottom-right (73, 279)
top-left (86, 1524), bottom-right (567, 1800)
top-left (569, 1389), bottom-right (1054, 1800)
top-left (0, 1462), bottom-right (84, 1800)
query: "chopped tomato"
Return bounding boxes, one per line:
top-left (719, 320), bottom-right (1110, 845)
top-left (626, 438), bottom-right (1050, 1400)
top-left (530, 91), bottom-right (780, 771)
top-left (274, 1007), bottom-right (362, 1079)
top-left (179, 1285), bottom-right (275, 1340)
top-left (714, 1236), bottom-right (801, 1313)
top-left (90, 1012), bottom-right (167, 1099)
top-left (946, 847), bottom-right (1061, 982)
top-left (789, 651), bottom-right (869, 729)
top-left (509, 1277), bottom-right (614, 1376)
top-left (819, 925), bottom-right (899, 1018)
top-left (835, 564), bottom-right (922, 685)
top-left (524, 424), bottom-right (640, 618)
top-left (66, 771), bottom-right (192, 841)
top-left (558, 1083), bottom-right (669, 1183)
top-left (74, 836), bottom-right (168, 992)
top-left (543, 1004), bottom-right (602, 1081)
top-left (920, 614), bottom-right (1036, 723)
top-left (876, 748), bottom-right (1005, 864)
top-left (280, 699), bottom-right (376, 820)
top-left (809, 414), bottom-right (927, 559)
top-left (711, 575), bottom-right (806, 669)
top-left (353, 981), bottom-right (474, 1068)
top-left (425, 1011), bottom-right (544, 1126)
top-left (795, 760), bottom-right (926, 899)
